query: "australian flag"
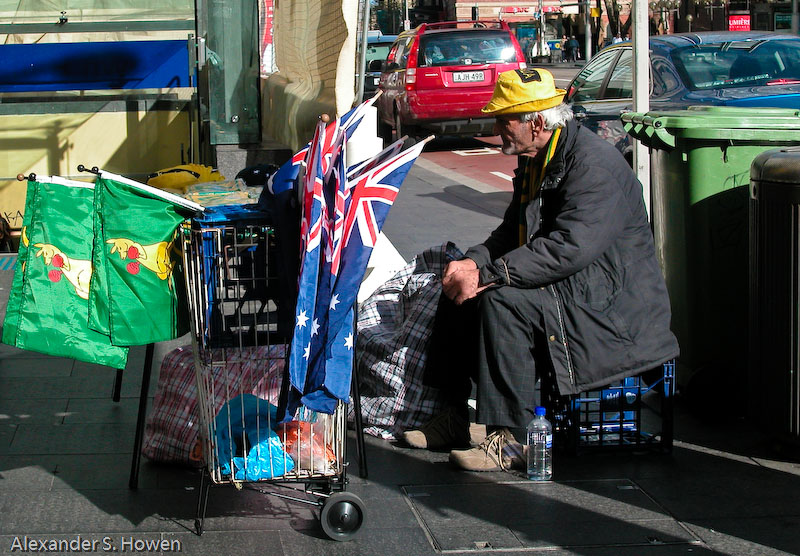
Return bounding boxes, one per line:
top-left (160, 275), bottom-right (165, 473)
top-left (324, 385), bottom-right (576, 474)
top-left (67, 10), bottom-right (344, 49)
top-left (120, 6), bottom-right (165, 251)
top-left (280, 134), bottom-right (428, 420)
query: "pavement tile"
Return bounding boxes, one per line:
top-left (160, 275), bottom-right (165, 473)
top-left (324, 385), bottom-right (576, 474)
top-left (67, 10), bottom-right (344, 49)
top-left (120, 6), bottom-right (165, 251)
top-left (0, 376), bottom-right (140, 400)
top-left (684, 518), bottom-right (800, 556)
top-left (403, 480), bottom-right (698, 551)
top-left (0, 399), bottom-right (67, 424)
top-left (6, 422), bottom-right (136, 455)
top-left (280, 526), bottom-right (434, 556)
top-left (0, 456), bottom-right (56, 490)
top-left (0, 424), bottom-right (16, 455)
top-left (0, 489), bottom-right (192, 534)
top-left (163, 531), bottom-right (283, 556)
top-left (48, 454), bottom-right (155, 490)
top-left (62, 397), bottom-right (141, 424)
top-left (0, 356), bottom-right (72, 378)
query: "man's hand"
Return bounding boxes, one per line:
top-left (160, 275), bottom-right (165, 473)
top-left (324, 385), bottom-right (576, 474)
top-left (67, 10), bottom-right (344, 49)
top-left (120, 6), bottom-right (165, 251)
top-left (442, 264), bottom-right (490, 305)
top-left (444, 258), bottom-right (477, 278)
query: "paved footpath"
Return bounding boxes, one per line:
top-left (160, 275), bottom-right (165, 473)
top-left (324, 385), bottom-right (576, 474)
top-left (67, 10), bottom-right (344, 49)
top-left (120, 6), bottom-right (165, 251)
top-left (1, 162), bottom-right (800, 556)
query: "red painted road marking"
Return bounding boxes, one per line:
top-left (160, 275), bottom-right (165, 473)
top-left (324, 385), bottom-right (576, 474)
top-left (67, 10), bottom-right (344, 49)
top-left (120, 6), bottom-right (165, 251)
top-left (421, 137), bottom-right (515, 192)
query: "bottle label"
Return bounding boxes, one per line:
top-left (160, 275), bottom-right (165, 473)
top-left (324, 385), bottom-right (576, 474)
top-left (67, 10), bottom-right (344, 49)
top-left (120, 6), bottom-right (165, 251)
top-left (529, 431), bottom-right (552, 449)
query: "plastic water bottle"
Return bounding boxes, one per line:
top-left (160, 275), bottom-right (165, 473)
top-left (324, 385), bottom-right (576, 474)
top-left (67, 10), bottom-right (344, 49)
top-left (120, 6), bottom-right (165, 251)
top-left (527, 406), bottom-right (553, 481)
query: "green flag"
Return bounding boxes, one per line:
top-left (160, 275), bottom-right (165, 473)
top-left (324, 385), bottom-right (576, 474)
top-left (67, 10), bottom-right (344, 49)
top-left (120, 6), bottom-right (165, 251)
top-left (1, 177), bottom-right (128, 368)
top-left (89, 171), bottom-right (203, 345)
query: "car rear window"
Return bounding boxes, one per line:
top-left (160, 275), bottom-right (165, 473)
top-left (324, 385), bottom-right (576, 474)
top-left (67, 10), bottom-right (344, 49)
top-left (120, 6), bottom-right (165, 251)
top-left (417, 30), bottom-right (517, 67)
top-left (671, 39), bottom-right (800, 90)
top-left (367, 42), bottom-right (394, 65)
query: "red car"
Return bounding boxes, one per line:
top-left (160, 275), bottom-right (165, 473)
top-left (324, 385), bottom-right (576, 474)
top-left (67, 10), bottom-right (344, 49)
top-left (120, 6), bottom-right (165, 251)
top-left (375, 21), bottom-right (527, 142)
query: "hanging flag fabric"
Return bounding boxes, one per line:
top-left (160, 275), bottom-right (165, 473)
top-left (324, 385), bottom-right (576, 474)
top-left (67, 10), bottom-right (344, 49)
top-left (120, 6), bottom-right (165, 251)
top-left (308, 139), bottom-right (428, 410)
top-left (281, 138), bottom-right (428, 417)
top-left (282, 135), bottom-right (348, 418)
top-left (346, 136), bottom-right (406, 180)
top-left (1, 177), bottom-right (128, 368)
top-left (281, 118), bottom-right (329, 422)
top-left (89, 171), bottom-right (203, 346)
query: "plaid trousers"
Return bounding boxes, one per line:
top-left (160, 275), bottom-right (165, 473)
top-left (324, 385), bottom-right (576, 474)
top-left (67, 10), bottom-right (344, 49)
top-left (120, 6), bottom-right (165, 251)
top-left (427, 283), bottom-right (551, 430)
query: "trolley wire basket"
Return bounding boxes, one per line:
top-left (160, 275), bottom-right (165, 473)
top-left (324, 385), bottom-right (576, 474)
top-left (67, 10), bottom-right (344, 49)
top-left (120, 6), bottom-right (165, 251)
top-left (182, 205), bottom-right (366, 541)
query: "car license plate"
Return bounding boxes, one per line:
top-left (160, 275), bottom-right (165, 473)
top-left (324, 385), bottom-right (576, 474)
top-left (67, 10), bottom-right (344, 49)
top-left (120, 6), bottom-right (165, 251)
top-left (453, 71), bottom-right (485, 83)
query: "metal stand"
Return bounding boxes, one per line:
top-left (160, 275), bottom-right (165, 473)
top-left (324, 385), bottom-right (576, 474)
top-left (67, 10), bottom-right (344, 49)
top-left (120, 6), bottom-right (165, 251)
top-left (128, 343), bottom-right (155, 490)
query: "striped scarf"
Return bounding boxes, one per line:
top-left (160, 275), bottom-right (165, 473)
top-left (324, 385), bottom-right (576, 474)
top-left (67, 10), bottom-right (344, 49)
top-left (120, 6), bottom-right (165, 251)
top-left (519, 127), bottom-right (561, 246)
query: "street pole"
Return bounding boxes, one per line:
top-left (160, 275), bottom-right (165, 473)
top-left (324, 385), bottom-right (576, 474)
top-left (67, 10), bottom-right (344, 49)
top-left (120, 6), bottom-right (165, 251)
top-left (632, 0), bottom-right (651, 216)
top-left (584, 0), bottom-right (592, 62)
top-left (793, 0), bottom-right (798, 35)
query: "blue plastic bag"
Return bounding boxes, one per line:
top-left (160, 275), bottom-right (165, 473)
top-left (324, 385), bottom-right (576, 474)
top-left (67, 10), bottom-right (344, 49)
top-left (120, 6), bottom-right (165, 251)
top-left (214, 394), bottom-right (294, 480)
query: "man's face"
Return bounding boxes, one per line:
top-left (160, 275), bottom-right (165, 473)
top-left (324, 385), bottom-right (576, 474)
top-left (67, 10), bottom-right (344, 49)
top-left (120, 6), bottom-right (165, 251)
top-left (493, 114), bottom-right (550, 158)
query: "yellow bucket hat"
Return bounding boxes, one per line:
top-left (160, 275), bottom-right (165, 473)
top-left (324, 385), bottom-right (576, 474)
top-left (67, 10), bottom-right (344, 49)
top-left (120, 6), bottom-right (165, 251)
top-left (482, 68), bottom-right (567, 115)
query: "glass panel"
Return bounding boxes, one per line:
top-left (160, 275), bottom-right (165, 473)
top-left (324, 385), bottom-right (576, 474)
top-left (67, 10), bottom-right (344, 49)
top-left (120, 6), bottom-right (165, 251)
top-left (671, 39), bottom-right (800, 90)
top-left (603, 49), bottom-right (632, 99)
top-left (201, 0), bottom-right (260, 144)
top-left (0, 1), bottom-right (194, 24)
top-left (366, 42), bottom-right (395, 66)
top-left (568, 49), bottom-right (619, 102)
top-left (418, 30), bottom-right (516, 67)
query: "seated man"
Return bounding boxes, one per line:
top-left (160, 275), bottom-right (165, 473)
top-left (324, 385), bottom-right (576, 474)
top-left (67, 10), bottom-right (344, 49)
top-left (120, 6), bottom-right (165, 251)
top-left (403, 68), bottom-right (679, 471)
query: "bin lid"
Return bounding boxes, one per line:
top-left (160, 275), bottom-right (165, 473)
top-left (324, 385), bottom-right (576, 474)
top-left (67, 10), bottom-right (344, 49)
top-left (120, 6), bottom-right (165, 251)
top-left (751, 147), bottom-right (800, 186)
top-left (621, 106), bottom-right (800, 149)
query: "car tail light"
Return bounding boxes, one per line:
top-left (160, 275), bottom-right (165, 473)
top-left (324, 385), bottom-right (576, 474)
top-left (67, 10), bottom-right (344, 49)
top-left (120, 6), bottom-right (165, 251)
top-left (405, 68), bottom-right (416, 91)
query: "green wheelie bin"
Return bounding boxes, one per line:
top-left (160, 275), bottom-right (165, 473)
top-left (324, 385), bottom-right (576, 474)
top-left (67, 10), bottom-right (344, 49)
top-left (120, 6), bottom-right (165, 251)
top-left (621, 106), bottom-right (800, 416)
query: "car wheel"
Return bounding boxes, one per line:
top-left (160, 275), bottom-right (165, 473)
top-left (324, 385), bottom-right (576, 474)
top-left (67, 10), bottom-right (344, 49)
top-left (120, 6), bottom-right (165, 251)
top-left (393, 111), bottom-right (418, 146)
top-left (392, 110), bottom-right (404, 143)
top-left (378, 117), bottom-right (393, 147)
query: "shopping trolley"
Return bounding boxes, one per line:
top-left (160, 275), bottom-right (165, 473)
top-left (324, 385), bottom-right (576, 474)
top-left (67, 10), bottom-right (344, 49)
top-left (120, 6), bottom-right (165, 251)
top-left (182, 204), bottom-right (367, 541)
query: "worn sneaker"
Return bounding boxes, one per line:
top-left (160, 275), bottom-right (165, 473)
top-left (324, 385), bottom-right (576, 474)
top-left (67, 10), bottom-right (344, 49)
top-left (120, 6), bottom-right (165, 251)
top-left (402, 406), bottom-right (471, 450)
top-left (448, 428), bottom-right (525, 472)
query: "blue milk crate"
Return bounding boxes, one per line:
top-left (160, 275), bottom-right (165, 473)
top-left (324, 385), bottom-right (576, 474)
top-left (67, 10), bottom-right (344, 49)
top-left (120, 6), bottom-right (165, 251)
top-left (544, 361), bottom-right (675, 455)
top-left (184, 204), bottom-right (290, 350)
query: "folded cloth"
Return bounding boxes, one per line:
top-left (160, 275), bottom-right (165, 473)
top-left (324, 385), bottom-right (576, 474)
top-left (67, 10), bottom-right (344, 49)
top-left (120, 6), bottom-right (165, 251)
top-left (354, 242), bottom-right (463, 440)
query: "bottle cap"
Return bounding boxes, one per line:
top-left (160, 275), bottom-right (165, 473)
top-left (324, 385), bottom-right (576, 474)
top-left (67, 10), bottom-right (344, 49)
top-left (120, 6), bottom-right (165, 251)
top-left (534, 406), bottom-right (546, 416)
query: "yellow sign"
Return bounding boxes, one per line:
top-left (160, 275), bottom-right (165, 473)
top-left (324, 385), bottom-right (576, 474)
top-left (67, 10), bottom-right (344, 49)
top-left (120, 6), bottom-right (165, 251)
top-left (590, 7), bottom-right (601, 17)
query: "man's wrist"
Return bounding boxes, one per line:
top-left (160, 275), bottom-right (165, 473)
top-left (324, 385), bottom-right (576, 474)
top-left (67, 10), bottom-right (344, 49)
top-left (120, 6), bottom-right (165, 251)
top-left (478, 262), bottom-right (507, 287)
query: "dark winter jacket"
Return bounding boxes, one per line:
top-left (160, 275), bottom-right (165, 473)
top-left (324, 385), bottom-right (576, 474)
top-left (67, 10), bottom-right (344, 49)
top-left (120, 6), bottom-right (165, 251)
top-left (465, 117), bottom-right (679, 395)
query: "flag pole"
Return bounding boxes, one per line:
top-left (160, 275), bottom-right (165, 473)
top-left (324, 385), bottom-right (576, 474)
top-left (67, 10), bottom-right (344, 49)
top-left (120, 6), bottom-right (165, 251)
top-left (77, 164), bottom-right (100, 175)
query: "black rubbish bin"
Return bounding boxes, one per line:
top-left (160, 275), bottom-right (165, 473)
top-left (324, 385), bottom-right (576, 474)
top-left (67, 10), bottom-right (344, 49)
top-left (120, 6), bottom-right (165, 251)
top-left (749, 147), bottom-right (800, 449)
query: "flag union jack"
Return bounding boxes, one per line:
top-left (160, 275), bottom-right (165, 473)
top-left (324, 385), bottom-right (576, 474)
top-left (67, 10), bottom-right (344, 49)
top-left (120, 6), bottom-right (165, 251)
top-left (280, 97), bottom-right (427, 419)
top-left (343, 174), bottom-right (398, 251)
top-left (332, 143), bottom-right (424, 276)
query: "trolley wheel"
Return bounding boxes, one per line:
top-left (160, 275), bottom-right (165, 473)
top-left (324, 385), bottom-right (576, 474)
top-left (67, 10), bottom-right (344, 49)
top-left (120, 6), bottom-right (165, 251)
top-left (320, 492), bottom-right (366, 541)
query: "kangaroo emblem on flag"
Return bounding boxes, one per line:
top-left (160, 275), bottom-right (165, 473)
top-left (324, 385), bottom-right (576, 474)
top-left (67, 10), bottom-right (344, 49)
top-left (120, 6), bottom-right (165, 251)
top-left (33, 243), bottom-right (93, 300)
top-left (106, 237), bottom-right (177, 281)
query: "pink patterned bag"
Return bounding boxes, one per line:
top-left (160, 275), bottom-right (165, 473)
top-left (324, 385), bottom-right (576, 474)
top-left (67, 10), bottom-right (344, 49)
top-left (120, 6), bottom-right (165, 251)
top-left (142, 344), bottom-right (285, 466)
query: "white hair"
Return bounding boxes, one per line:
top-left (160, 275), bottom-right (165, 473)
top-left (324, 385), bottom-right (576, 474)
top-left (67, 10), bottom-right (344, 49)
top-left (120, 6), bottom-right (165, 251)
top-left (518, 103), bottom-right (574, 130)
